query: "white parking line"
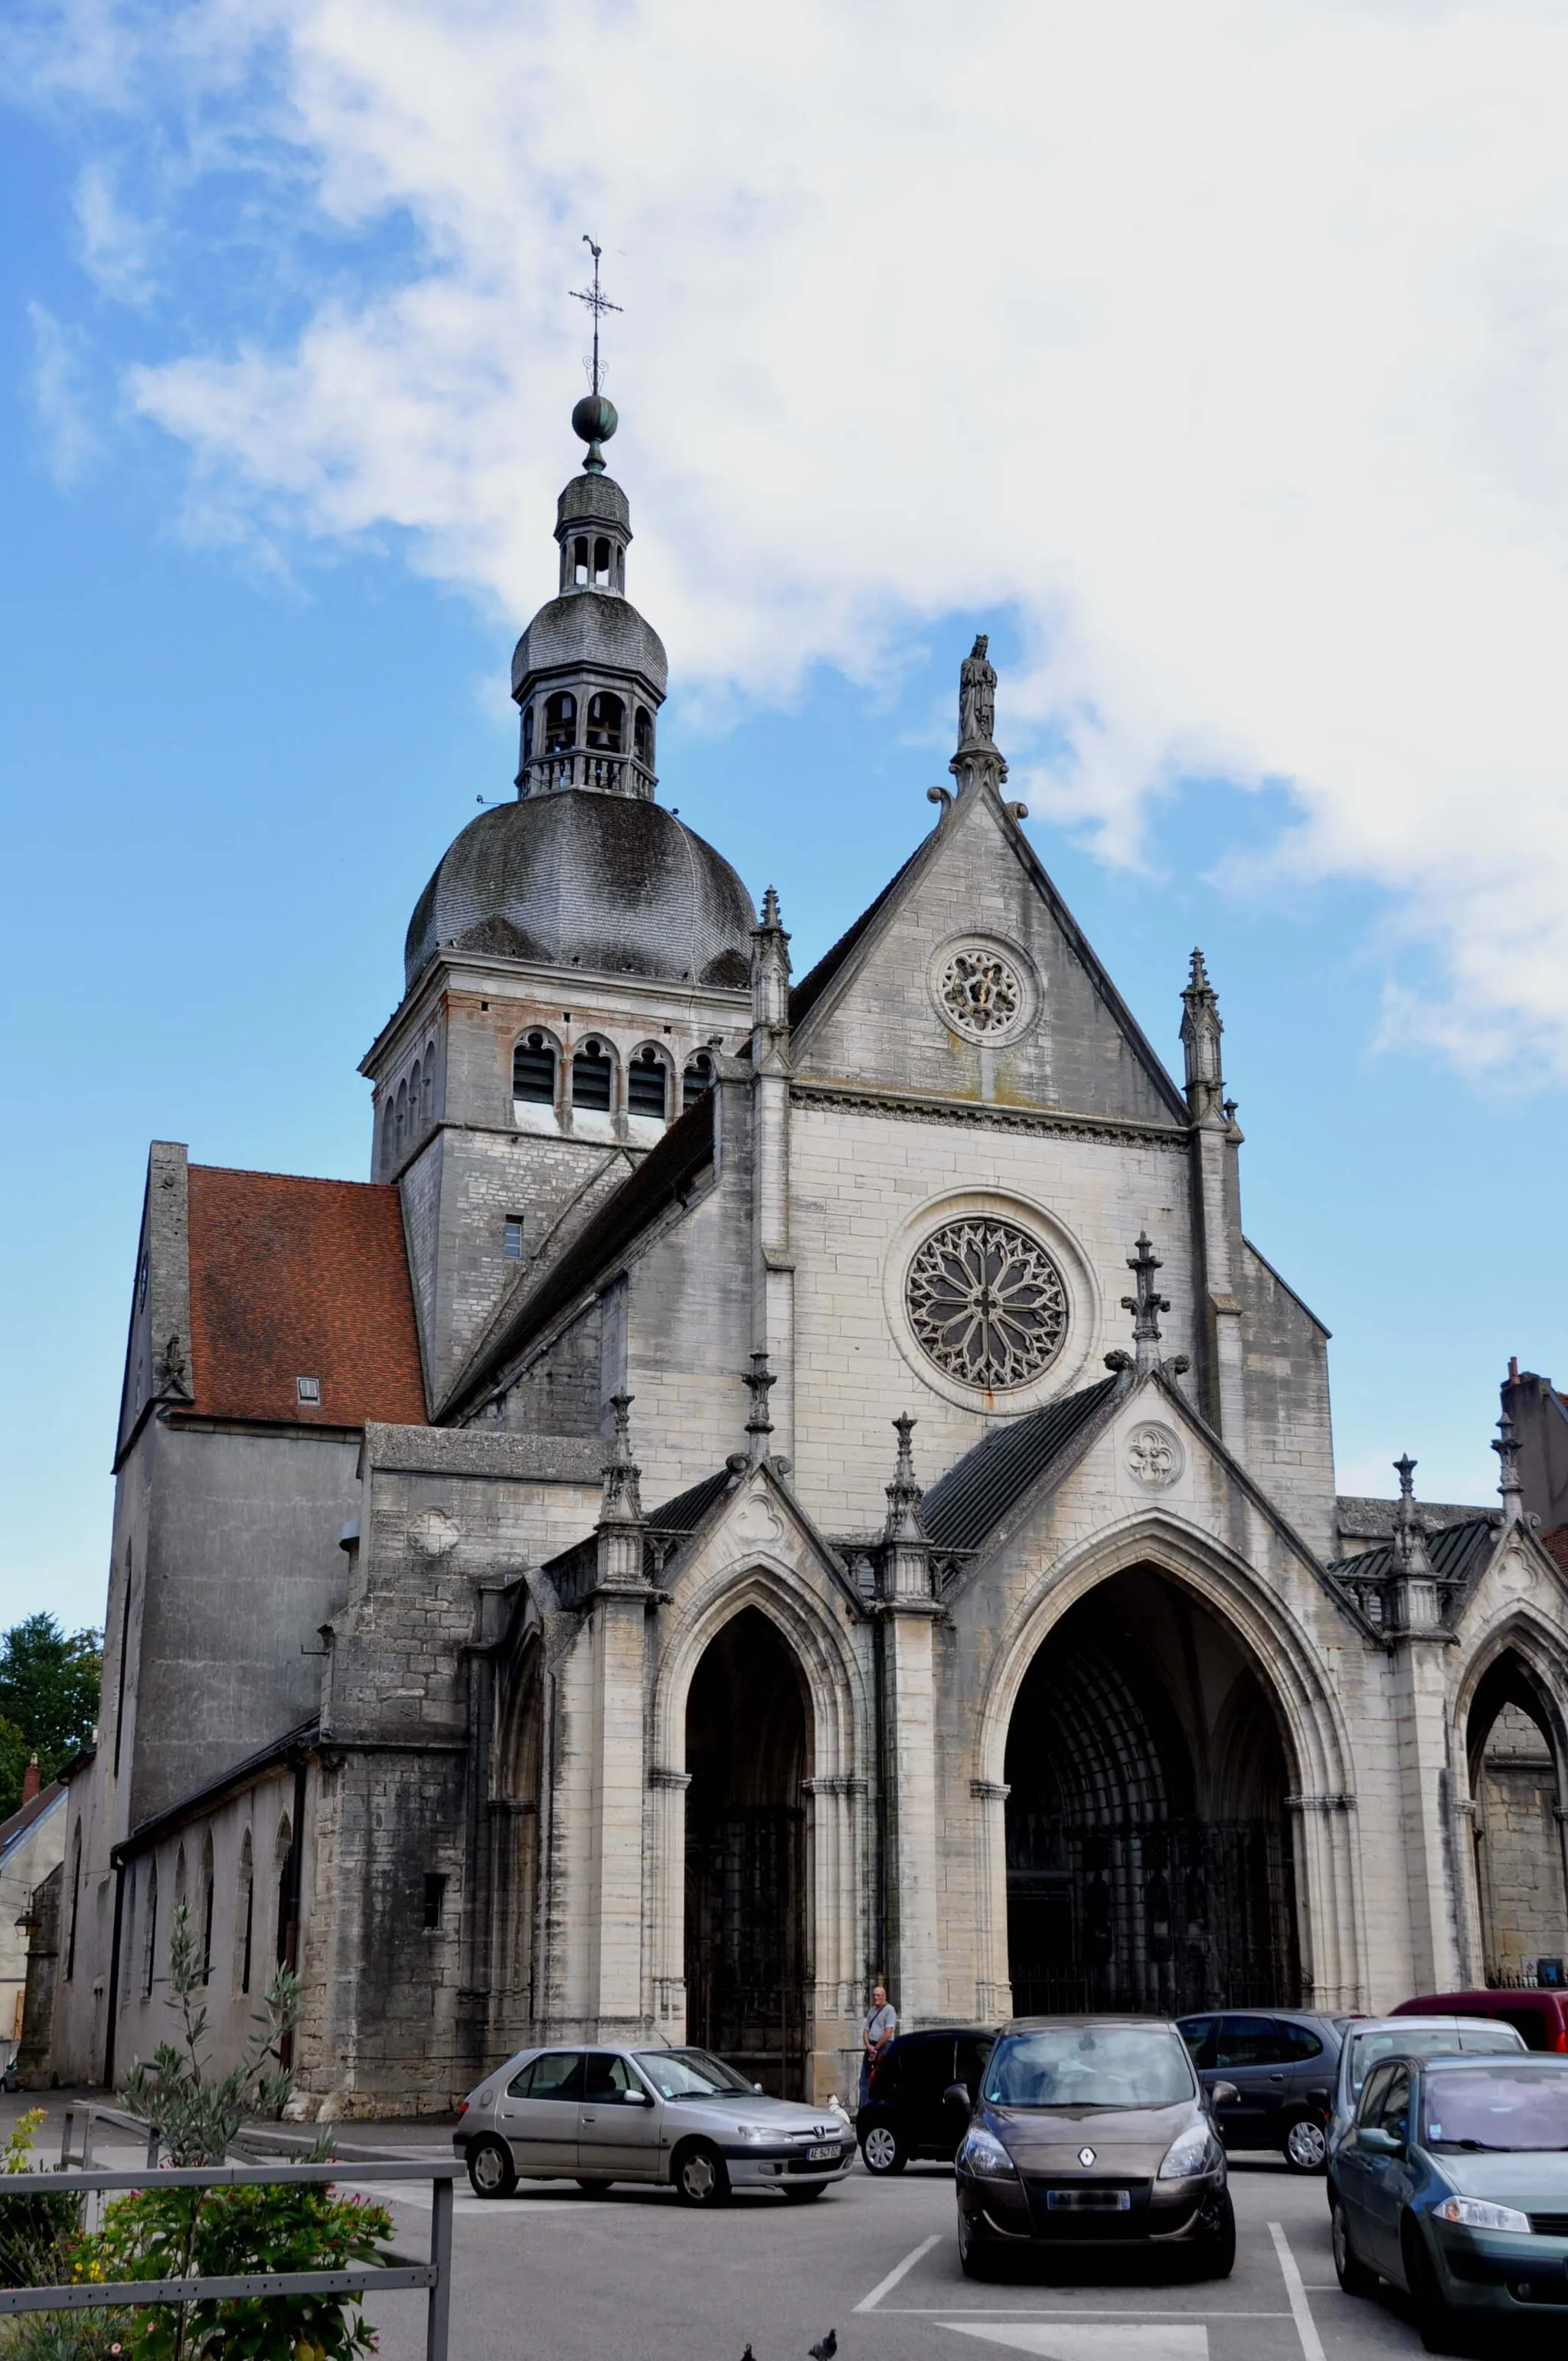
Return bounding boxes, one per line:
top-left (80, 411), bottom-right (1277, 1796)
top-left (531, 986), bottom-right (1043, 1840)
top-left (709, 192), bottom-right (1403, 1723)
top-left (1268, 2222), bottom-right (1327, 2361)
top-left (941, 2329), bottom-right (1207, 2357)
top-left (854, 2232), bottom-right (945, 2312)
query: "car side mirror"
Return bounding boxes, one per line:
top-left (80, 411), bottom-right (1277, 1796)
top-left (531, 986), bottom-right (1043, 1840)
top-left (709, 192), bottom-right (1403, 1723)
top-left (753, 2083), bottom-right (763, 2095)
top-left (943, 2081), bottom-right (973, 2114)
top-left (1358, 2124), bottom-right (1403, 2157)
top-left (626, 2089), bottom-right (652, 2105)
top-left (1210, 2082), bottom-right (1240, 2108)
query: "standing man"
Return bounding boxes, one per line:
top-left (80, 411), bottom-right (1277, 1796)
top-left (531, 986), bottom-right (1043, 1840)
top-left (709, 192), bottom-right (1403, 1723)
top-left (861, 1980), bottom-right (897, 2106)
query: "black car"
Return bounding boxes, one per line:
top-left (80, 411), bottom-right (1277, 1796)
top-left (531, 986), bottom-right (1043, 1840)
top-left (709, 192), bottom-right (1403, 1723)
top-left (1178, 2010), bottom-right (1350, 2173)
top-left (858, 2026), bottom-right (996, 2174)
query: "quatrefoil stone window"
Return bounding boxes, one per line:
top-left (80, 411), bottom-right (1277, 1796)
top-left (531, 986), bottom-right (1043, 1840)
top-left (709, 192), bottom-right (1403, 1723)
top-left (906, 1217), bottom-right (1069, 1391)
top-left (936, 944), bottom-right (1027, 1040)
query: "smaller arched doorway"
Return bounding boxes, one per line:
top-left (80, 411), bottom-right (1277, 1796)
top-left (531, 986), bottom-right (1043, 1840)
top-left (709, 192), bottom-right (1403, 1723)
top-left (1467, 1654), bottom-right (1568, 1988)
top-left (1004, 1568), bottom-right (1301, 2015)
top-left (684, 1608), bottom-right (810, 2097)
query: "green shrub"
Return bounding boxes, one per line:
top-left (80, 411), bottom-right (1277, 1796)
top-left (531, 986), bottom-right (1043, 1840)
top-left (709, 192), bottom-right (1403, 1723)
top-left (0, 2112), bottom-right (83, 2291)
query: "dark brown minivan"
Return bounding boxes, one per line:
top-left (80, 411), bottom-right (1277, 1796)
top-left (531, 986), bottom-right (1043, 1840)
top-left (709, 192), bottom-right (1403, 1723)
top-left (953, 2017), bottom-right (1235, 2281)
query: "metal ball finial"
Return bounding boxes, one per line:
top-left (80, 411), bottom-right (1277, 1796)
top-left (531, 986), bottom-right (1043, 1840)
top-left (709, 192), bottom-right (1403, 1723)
top-left (571, 390), bottom-right (619, 473)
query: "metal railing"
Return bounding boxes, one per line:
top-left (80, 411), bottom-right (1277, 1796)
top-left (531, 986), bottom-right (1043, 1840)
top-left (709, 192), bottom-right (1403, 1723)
top-left (0, 2159), bottom-right (458, 2361)
top-left (59, 2101), bottom-right (164, 2170)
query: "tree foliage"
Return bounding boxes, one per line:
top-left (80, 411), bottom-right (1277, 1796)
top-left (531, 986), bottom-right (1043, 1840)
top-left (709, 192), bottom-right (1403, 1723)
top-left (0, 1615), bottom-right (102, 1821)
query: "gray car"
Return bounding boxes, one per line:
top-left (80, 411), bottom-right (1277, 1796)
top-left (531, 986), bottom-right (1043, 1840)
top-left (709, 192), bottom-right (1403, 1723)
top-left (455, 2044), bottom-right (855, 2206)
top-left (1325, 2015), bottom-right (1527, 2173)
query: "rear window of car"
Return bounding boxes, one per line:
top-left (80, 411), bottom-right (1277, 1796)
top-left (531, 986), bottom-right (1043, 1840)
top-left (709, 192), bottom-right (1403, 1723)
top-left (1348, 2024), bottom-right (1524, 2094)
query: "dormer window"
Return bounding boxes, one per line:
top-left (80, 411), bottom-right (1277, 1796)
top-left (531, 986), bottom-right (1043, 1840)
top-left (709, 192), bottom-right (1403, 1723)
top-left (544, 691), bottom-right (576, 754)
top-left (572, 1039), bottom-right (614, 1112)
top-left (586, 693), bottom-right (624, 753)
top-left (296, 1376), bottom-right (322, 1408)
top-left (682, 1052), bottom-right (715, 1110)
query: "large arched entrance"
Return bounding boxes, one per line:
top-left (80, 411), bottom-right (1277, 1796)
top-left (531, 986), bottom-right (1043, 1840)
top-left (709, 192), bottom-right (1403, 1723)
top-left (1004, 1568), bottom-right (1301, 2014)
top-left (684, 1606), bottom-right (810, 2097)
top-left (1467, 1652), bottom-right (1568, 1988)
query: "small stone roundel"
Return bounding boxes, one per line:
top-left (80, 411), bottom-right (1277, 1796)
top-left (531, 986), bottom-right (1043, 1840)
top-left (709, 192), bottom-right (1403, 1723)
top-left (1125, 1422), bottom-right (1184, 1489)
top-left (906, 1217), bottom-right (1069, 1392)
top-left (936, 944), bottom-right (1026, 1040)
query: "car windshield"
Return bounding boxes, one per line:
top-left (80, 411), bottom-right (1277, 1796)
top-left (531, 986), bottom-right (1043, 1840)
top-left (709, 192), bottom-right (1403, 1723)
top-left (632, 2049), bottom-right (753, 2099)
top-left (1348, 2026), bottom-right (1521, 2095)
top-left (984, 2026), bottom-right (1195, 2110)
top-left (1423, 2066), bottom-right (1568, 2153)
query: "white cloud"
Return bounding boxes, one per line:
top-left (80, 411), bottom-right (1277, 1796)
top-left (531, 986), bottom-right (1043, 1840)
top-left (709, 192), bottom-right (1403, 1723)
top-left (24, 0), bottom-right (1568, 1073)
top-left (28, 302), bottom-right (98, 485)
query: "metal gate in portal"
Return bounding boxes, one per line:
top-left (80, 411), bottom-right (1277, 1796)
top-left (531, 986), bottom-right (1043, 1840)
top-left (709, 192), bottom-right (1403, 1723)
top-left (685, 1803), bottom-right (806, 2098)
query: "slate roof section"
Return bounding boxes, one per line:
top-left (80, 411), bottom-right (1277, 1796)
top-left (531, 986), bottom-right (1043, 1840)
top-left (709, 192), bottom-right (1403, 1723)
top-left (1325, 1515), bottom-right (1498, 1591)
top-left (788, 851), bottom-right (919, 1032)
top-left (184, 1167), bottom-right (427, 1429)
top-left (1334, 1494), bottom-right (1490, 1541)
top-left (446, 1089), bottom-right (717, 1416)
top-left (922, 1377), bottom-right (1122, 1550)
top-left (0, 1779), bottom-right (64, 1869)
top-left (647, 1467), bottom-right (736, 1535)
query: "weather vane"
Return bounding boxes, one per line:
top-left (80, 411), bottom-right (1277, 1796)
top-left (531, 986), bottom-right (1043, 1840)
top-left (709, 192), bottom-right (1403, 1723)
top-left (570, 234), bottom-right (622, 397)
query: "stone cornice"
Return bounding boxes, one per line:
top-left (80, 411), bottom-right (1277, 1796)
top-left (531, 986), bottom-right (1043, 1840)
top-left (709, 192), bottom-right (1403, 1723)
top-left (788, 1078), bottom-right (1191, 1151)
top-left (360, 948), bottom-right (748, 1076)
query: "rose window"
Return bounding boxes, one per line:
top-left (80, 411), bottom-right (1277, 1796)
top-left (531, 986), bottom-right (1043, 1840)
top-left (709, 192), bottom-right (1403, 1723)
top-left (937, 945), bottom-right (1025, 1040)
top-left (906, 1217), bottom-right (1069, 1391)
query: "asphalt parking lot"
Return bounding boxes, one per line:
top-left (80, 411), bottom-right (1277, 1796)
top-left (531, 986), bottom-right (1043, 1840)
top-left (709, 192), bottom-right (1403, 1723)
top-left (4, 2095), bottom-right (1554, 2361)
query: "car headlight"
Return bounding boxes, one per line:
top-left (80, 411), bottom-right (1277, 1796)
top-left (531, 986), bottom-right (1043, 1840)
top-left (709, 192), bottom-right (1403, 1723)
top-left (733, 2125), bottom-right (768, 2143)
top-left (1158, 2123), bottom-right (1221, 2180)
top-left (956, 2128), bottom-right (1018, 2180)
top-left (1432, 2196), bottom-right (1531, 2235)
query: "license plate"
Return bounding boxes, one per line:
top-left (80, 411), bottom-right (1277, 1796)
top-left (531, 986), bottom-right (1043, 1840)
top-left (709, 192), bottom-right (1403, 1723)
top-left (1046, 2187), bottom-right (1130, 2210)
top-left (808, 2144), bottom-right (841, 2163)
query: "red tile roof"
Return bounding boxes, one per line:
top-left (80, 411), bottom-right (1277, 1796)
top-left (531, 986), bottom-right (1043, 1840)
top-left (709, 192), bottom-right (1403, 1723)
top-left (185, 1167), bottom-right (427, 1428)
top-left (1540, 1524), bottom-right (1568, 1577)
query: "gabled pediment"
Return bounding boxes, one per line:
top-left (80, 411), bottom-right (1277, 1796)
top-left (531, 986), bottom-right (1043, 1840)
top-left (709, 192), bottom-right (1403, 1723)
top-left (789, 786), bottom-right (1189, 1129)
top-left (658, 1458), bottom-right (864, 1615)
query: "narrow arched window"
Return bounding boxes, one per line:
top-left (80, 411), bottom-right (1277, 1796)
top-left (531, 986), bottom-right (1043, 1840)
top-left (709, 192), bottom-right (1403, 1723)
top-left (199, 1833), bottom-right (215, 1985)
top-left (274, 1816), bottom-right (293, 1971)
top-left (423, 1046), bottom-right (435, 1121)
top-left (544, 691), bottom-right (576, 753)
top-left (395, 1078), bottom-right (408, 1147)
top-left (521, 704), bottom-right (534, 763)
top-left (593, 536), bottom-right (612, 586)
top-left (235, 1829), bottom-right (254, 1996)
top-left (409, 1060), bottom-right (421, 1132)
top-left (682, 1052), bottom-right (714, 1110)
top-left (573, 536), bottom-right (590, 586)
top-left (634, 706), bottom-right (653, 766)
top-left (571, 1038), bottom-right (614, 1112)
top-left (513, 1031), bottom-right (557, 1105)
top-left (142, 1858), bottom-right (158, 1996)
top-left (65, 1824), bottom-right (82, 1981)
top-left (586, 692), bottom-right (624, 753)
top-left (628, 1045), bottom-right (668, 1119)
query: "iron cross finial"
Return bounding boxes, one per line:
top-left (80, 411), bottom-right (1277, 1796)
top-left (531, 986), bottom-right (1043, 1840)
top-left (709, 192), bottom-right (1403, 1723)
top-left (570, 233), bottom-right (622, 397)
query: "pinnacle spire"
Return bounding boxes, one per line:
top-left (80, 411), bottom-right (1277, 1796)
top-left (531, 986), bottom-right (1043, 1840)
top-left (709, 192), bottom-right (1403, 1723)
top-left (1493, 1411), bottom-right (1526, 1524)
top-left (743, 1352), bottom-right (776, 1467)
top-left (883, 1413), bottom-right (928, 1546)
top-left (1121, 1233), bottom-right (1171, 1374)
top-left (598, 1392), bottom-right (645, 1526)
top-left (1180, 947), bottom-right (1225, 1121)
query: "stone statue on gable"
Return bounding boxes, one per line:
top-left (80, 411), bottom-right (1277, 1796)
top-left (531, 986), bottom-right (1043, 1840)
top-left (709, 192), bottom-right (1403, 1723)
top-left (959, 633), bottom-right (997, 747)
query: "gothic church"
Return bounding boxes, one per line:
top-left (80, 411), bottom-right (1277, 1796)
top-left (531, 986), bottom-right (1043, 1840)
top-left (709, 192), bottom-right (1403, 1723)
top-left (47, 394), bottom-right (1568, 2111)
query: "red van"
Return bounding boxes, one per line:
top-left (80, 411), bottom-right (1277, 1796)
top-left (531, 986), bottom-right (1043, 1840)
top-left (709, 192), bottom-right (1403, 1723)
top-left (1393, 1987), bottom-right (1568, 2054)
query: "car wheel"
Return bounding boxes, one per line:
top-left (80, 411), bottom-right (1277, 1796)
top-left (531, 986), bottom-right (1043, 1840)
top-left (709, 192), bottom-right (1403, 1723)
top-left (1403, 2219), bottom-right (1471, 2357)
top-left (860, 2121), bottom-right (907, 2176)
top-left (782, 2183), bottom-right (828, 2203)
top-left (466, 2135), bottom-right (517, 2200)
top-left (1283, 2116), bottom-right (1328, 2173)
top-left (1187, 2189), bottom-right (1235, 2280)
top-left (1331, 2199), bottom-right (1376, 2296)
top-left (672, 2141), bottom-right (730, 2207)
top-left (956, 2212), bottom-right (995, 2281)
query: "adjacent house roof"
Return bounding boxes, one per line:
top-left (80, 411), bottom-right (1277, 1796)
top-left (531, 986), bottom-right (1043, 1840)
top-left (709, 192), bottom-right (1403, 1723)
top-left (922, 1377), bottom-right (1122, 1551)
top-left (184, 1167), bottom-right (427, 1428)
top-left (0, 1779), bottom-right (65, 1869)
top-left (1334, 1494), bottom-right (1490, 1543)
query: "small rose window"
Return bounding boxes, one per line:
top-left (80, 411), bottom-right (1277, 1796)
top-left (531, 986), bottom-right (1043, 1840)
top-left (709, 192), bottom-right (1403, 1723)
top-left (906, 1216), bottom-right (1068, 1390)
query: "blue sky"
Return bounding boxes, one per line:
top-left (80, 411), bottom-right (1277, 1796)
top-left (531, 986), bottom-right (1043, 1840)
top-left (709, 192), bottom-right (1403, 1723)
top-left (5, 2), bottom-right (1568, 1634)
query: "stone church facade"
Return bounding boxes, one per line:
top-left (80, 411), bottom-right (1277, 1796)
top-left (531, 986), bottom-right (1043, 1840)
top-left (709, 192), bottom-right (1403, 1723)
top-left (47, 404), bottom-right (1568, 2113)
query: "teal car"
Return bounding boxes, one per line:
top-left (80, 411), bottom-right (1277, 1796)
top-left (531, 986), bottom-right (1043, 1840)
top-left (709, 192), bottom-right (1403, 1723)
top-left (1328, 2049), bottom-right (1568, 2353)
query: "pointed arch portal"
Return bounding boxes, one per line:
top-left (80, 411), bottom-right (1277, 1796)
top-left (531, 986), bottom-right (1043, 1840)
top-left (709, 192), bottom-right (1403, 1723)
top-left (1004, 1566), bottom-right (1302, 2014)
top-left (1465, 1651), bottom-right (1568, 1987)
top-left (684, 1606), bottom-right (811, 2098)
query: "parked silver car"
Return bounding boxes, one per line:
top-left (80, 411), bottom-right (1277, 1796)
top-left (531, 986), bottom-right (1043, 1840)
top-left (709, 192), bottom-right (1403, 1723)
top-left (455, 2044), bottom-right (855, 2206)
top-left (1325, 2015), bottom-right (1527, 2168)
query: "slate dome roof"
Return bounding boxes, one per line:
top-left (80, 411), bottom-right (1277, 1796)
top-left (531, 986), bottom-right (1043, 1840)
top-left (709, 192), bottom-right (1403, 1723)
top-left (404, 791), bottom-right (756, 993)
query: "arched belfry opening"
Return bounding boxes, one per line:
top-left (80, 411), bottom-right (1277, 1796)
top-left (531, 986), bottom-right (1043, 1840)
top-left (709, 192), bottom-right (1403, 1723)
top-left (1004, 1569), bottom-right (1301, 2014)
top-left (684, 1607), bottom-right (810, 2098)
top-left (1466, 1652), bottom-right (1568, 1988)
